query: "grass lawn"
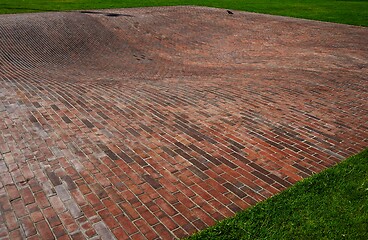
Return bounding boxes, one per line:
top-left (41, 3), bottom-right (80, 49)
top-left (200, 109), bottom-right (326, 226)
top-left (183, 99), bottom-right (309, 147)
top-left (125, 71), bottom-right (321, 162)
top-left (187, 149), bottom-right (368, 239)
top-left (0, 0), bottom-right (367, 26)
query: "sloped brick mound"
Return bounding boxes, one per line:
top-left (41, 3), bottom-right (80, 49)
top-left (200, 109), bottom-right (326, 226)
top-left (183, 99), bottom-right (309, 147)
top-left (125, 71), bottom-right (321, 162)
top-left (0, 6), bottom-right (367, 239)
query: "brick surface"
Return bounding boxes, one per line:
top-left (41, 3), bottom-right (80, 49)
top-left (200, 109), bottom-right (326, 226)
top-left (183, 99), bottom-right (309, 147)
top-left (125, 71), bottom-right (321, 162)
top-left (0, 6), bottom-right (367, 239)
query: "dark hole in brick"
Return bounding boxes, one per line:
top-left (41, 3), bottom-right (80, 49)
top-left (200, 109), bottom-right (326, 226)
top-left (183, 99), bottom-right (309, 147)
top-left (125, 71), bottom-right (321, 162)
top-left (80, 11), bottom-right (100, 14)
top-left (80, 11), bottom-right (133, 17)
top-left (105, 13), bottom-right (123, 17)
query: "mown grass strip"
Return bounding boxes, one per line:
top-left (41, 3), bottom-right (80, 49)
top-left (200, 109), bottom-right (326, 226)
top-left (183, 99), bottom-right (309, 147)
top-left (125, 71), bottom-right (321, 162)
top-left (187, 148), bottom-right (368, 239)
top-left (1, 0), bottom-right (367, 26)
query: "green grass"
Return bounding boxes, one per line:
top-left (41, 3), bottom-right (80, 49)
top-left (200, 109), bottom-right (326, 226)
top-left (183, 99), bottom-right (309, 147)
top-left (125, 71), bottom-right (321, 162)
top-left (0, 0), bottom-right (367, 26)
top-left (188, 149), bottom-right (368, 240)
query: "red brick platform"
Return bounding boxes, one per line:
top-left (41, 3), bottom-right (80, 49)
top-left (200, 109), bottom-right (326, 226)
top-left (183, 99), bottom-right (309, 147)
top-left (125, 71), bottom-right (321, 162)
top-left (0, 6), bottom-right (367, 239)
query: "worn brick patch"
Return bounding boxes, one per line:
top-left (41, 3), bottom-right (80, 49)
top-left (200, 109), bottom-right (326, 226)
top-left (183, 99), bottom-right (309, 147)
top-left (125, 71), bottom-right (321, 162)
top-left (0, 6), bottom-right (367, 239)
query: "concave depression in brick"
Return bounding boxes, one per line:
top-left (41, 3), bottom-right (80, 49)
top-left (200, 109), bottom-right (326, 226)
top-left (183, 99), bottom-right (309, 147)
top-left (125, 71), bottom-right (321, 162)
top-left (0, 6), bottom-right (367, 240)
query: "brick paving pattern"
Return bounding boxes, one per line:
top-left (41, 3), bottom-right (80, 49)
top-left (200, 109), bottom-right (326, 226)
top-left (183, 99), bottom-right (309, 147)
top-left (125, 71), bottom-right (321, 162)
top-left (0, 6), bottom-right (367, 239)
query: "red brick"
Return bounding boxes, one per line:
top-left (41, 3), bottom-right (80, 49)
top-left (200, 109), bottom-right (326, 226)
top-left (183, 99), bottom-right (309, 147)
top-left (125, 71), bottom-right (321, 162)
top-left (85, 228), bottom-right (97, 238)
top-left (146, 201), bottom-right (161, 213)
top-left (8, 228), bottom-right (22, 240)
top-left (160, 216), bottom-right (179, 231)
top-left (30, 208), bottom-right (44, 223)
top-left (136, 206), bottom-right (158, 225)
top-left (112, 227), bottom-right (129, 239)
top-left (20, 216), bottom-right (37, 237)
top-left (130, 233), bottom-right (146, 240)
top-left (35, 191), bottom-right (50, 208)
top-left (133, 218), bottom-right (152, 234)
top-left (78, 183), bottom-right (91, 195)
top-left (65, 231), bottom-right (80, 240)
top-left (80, 204), bottom-right (96, 219)
top-left (27, 235), bottom-right (40, 240)
top-left (43, 207), bottom-right (62, 227)
top-left (36, 220), bottom-right (54, 239)
top-left (58, 212), bottom-right (76, 227)
top-left (102, 199), bottom-right (122, 216)
top-left (119, 202), bottom-right (140, 220)
top-left (12, 199), bottom-right (28, 217)
top-left (173, 205), bottom-right (196, 222)
top-left (0, 196), bottom-right (11, 212)
top-left (192, 218), bottom-right (207, 230)
top-left (172, 214), bottom-right (190, 227)
top-left (115, 215), bottom-right (138, 235)
top-left (173, 227), bottom-right (187, 238)
top-left (69, 189), bottom-right (87, 207)
top-left (153, 223), bottom-right (173, 239)
top-left (157, 188), bottom-right (179, 204)
top-left (4, 211), bottom-right (19, 231)
top-left (98, 209), bottom-right (119, 229)
top-left (155, 198), bottom-right (177, 216)
top-left (52, 225), bottom-right (67, 238)
top-left (65, 222), bottom-right (79, 233)
top-left (6, 184), bottom-right (20, 201)
top-left (21, 165), bottom-right (34, 180)
top-left (85, 192), bottom-right (102, 209)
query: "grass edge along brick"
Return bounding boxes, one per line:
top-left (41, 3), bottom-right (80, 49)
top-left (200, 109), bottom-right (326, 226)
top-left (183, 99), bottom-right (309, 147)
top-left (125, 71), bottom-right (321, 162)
top-left (187, 148), bottom-right (368, 240)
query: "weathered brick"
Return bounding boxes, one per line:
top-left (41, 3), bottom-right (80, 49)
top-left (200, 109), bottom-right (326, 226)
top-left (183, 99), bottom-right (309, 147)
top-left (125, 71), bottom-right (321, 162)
top-left (20, 216), bottom-right (37, 237)
top-left (46, 170), bottom-right (62, 186)
top-left (36, 220), bottom-right (54, 239)
top-left (49, 196), bottom-right (66, 213)
top-left (43, 207), bottom-right (62, 227)
top-left (4, 211), bottom-right (19, 231)
top-left (93, 221), bottom-right (116, 240)
top-left (12, 198), bottom-right (28, 217)
top-left (0, 6), bottom-right (367, 240)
